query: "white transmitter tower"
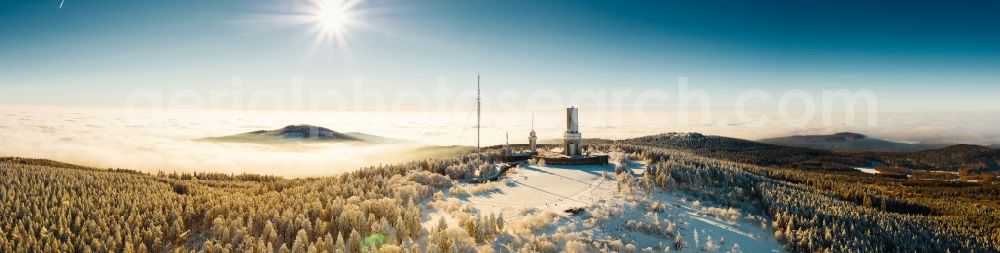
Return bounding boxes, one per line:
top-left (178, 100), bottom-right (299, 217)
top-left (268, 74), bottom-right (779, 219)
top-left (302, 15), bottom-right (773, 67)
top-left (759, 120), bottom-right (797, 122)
top-left (563, 107), bottom-right (582, 157)
top-left (528, 114), bottom-right (537, 152)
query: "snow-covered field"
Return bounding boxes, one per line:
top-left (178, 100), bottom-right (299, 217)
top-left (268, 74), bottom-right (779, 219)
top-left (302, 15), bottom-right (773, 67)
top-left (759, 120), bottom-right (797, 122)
top-left (565, 192), bottom-right (785, 252)
top-left (464, 164), bottom-right (618, 222)
top-left (424, 160), bottom-right (785, 252)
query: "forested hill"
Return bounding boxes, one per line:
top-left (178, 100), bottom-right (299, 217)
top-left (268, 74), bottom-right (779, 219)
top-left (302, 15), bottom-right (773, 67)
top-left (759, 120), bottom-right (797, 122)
top-left (198, 124), bottom-right (401, 144)
top-left (0, 157), bottom-right (96, 171)
top-left (623, 132), bottom-right (871, 170)
top-left (758, 132), bottom-right (946, 152)
top-left (624, 132), bottom-right (1000, 172)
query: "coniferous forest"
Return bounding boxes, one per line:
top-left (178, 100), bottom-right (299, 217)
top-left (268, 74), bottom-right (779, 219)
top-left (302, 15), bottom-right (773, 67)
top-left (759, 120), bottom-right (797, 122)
top-left (2, 134), bottom-right (999, 253)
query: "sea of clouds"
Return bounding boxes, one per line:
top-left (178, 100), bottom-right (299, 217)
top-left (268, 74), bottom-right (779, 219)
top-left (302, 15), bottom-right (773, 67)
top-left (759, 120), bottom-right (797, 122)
top-left (1, 106), bottom-right (998, 177)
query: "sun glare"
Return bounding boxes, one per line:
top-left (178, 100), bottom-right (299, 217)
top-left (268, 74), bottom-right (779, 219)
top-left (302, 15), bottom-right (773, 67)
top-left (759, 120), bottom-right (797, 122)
top-left (316, 0), bottom-right (349, 32)
top-left (239, 0), bottom-right (369, 55)
top-left (303, 0), bottom-right (367, 55)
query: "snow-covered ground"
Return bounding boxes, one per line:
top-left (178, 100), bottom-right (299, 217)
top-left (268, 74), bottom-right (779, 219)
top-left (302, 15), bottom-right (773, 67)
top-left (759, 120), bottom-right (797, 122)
top-left (425, 161), bottom-right (785, 252)
top-left (463, 163), bottom-right (618, 222)
top-left (562, 192), bottom-right (785, 252)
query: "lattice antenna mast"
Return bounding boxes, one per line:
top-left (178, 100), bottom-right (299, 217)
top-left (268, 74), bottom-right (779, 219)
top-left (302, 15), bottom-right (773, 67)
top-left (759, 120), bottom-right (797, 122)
top-left (476, 75), bottom-right (481, 154)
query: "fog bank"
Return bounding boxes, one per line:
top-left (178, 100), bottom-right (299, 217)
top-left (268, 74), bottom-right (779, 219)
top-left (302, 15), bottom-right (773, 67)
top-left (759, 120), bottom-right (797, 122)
top-left (1, 106), bottom-right (997, 177)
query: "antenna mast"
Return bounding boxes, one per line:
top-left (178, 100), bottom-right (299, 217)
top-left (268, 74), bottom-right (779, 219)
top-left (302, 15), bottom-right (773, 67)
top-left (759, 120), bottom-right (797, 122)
top-left (476, 75), bottom-right (481, 154)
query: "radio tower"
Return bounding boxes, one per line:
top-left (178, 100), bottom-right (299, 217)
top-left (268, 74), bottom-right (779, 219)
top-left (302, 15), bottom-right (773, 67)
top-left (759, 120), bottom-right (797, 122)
top-left (476, 75), bottom-right (481, 154)
top-left (529, 113), bottom-right (537, 152)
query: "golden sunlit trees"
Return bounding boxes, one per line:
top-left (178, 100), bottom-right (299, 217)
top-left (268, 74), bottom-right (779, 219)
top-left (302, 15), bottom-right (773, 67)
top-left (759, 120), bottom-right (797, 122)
top-left (4, 136), bottom-right (999, 253)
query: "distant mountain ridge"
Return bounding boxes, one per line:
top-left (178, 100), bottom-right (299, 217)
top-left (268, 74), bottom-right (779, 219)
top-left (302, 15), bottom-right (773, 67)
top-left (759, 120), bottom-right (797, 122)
top-left (199, 125), bottom-right (401, 144)
top-left (625, 132), bottom-right (864, 170)
top-left (625, 132), bottom-right (999, 172)
top-left (758, 132), bottom-right (947, 152)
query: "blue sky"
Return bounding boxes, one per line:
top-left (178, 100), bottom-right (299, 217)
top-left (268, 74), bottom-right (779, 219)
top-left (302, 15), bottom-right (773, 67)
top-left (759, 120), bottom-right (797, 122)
top-left (1, 0), bottom-right (999, 112)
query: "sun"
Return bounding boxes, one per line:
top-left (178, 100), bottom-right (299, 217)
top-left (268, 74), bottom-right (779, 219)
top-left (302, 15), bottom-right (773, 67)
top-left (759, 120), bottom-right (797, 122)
top-left (302, 0), bottom-right (362, 52)
top-left (237, 0), bottom-right (370, 55)
top-left (316, 0), bottom-right (350, 33)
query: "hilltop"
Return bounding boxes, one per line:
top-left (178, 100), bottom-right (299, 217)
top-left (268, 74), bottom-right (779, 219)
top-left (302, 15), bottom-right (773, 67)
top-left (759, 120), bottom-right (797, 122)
top-left (758, 132), bottom-right (946, 152)
top-left (627, 132), bottom-right (999, 172)
top-left (198, 124), bottom-right (402, 144)
top-left (625, 132), bottom-right (869, 170)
